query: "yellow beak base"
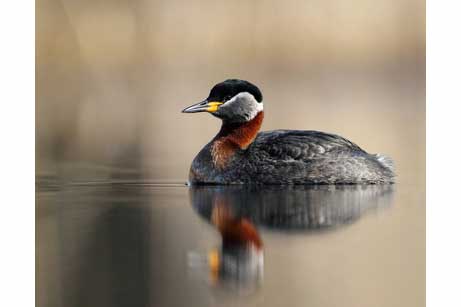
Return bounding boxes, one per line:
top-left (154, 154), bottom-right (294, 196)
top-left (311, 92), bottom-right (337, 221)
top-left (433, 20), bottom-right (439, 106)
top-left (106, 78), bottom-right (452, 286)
top-left (206, 102), bottom-right (223, 113)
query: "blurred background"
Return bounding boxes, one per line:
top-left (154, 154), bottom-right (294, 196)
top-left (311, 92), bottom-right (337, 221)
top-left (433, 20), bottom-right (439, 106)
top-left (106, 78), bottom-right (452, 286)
top-left (36, 0), bottom-right (425, 184)
top-left (36, 2), bottom-right (425, 307)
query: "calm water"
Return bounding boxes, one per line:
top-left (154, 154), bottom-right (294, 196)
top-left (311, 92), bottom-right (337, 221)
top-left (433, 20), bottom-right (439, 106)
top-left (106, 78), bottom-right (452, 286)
top-left (36, 180), bottom-right (425, 307)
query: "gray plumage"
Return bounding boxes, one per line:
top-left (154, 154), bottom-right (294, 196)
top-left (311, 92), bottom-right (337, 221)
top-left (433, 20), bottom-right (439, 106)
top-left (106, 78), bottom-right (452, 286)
top-left (190, 130), bottom-right (395, 185)
top-left (184, 79), bottom-right (395, 185)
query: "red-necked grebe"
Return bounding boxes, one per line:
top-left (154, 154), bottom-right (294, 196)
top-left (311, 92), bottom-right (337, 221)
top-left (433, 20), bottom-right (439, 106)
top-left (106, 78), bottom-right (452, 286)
top-left (182, 79), bottom-right (395, 184)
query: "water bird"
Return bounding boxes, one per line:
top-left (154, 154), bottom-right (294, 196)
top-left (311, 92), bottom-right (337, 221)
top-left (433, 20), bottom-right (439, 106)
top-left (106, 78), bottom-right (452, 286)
top-left (182, 79), bottom-right (395, 184)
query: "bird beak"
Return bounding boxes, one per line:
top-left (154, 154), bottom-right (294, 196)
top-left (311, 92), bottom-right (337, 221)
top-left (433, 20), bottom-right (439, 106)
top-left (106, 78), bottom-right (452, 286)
top-left (182, 100), bottom-right (223, 113)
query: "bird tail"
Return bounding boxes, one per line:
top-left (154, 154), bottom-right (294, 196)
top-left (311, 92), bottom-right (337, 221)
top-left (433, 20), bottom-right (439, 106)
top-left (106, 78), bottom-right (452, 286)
top-left (375, 154), bottom-right (395, 174)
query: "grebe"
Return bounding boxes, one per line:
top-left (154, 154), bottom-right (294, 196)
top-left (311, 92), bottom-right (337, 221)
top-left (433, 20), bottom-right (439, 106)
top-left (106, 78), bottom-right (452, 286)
top-left (182, 79), bottom-right (395, 185)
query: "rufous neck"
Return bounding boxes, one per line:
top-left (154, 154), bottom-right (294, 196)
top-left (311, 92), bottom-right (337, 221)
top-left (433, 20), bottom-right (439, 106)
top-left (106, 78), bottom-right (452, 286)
top-left (215, 111), bottom-right (264, 150)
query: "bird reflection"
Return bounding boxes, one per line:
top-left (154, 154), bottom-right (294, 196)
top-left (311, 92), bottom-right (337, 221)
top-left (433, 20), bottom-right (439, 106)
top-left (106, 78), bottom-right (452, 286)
top-left (189, 185), bottom-right (394, 290)
top-left (207, 195), bottom-right (264, 287)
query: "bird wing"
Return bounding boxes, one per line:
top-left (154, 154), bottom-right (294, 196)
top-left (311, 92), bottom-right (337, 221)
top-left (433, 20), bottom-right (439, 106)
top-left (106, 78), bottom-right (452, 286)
top-left (251, 130), bottom-right (366, 161)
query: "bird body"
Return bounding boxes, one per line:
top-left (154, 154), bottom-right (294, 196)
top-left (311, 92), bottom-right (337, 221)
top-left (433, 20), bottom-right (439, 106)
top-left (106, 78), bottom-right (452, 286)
top-left (183, 79), bottom-right (395, 185)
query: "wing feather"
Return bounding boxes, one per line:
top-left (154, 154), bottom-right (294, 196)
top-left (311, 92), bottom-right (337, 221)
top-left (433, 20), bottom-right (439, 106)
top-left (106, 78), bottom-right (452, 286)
top-left (252, 130), bottom-right (365, 161)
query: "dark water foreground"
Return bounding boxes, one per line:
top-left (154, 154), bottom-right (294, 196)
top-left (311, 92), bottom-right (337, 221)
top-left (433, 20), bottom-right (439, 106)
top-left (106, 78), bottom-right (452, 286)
top-left (36, 182), bottom-right (424, 307)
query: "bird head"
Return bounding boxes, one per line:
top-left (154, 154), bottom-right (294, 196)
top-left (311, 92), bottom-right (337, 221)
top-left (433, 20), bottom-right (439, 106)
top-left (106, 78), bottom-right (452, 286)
top-left (182, 79), bottom-right (263, 124)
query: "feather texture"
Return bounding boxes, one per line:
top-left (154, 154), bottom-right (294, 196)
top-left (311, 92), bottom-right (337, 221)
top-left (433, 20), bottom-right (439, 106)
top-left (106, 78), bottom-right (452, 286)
top-left (190, 129), bottom-right (395, 184)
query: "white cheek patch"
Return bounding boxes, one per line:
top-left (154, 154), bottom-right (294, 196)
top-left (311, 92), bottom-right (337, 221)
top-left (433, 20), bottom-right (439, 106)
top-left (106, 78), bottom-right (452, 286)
top-left (249, 101), bottom-right (264, 120)
top-left (225, 92), bottom-right (263, 121)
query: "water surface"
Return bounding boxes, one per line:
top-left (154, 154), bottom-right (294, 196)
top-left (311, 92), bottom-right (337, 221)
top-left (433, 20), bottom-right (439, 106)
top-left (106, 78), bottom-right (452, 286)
top-left (36, 181), bottom-right (424, 307)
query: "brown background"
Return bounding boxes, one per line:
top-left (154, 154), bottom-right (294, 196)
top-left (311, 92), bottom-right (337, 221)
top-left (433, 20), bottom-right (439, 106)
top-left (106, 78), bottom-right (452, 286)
top-left (36, 0), bottom-right (425, 184)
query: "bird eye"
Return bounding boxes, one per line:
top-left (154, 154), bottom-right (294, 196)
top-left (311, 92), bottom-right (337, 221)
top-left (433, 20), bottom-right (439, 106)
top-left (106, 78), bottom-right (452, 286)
top-left (224, 95), bottom-right (231, 102)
